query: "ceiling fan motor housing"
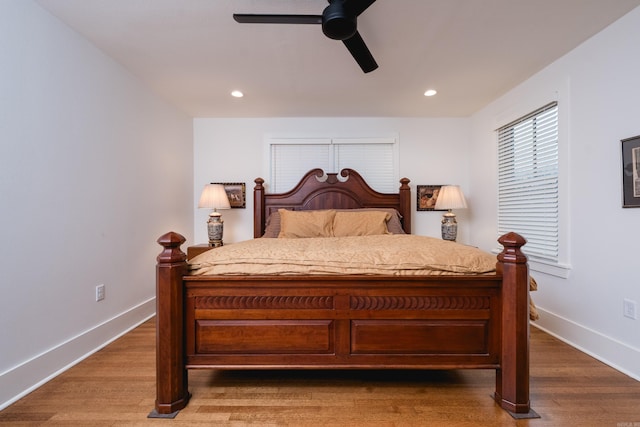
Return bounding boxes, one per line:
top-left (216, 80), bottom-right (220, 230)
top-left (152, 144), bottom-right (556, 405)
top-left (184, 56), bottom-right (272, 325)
top-left (322, 1), bottom-right (357, 40)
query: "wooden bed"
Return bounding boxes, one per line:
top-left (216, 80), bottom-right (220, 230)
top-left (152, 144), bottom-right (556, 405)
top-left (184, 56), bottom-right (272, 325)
top-left (151, 168), bottom-right (537, 419)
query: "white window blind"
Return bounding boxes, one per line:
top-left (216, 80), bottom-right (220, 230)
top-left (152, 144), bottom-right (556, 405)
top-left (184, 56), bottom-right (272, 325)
top-left (497, 102), bottom-right (559, 262)
top-left (271, 141), bottom-right (331, 193)
top-left (269, 137), bottom-right (397, 193)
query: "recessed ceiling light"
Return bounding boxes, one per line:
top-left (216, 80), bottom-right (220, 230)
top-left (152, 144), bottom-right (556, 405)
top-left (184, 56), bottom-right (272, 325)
top-left (424, 89), bottom-right (437, 97)
top-left (231, 90), bottom-right (244, 98)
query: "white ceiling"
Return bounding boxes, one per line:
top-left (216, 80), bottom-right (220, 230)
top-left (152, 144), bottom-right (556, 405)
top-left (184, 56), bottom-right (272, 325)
top-left (36, 0), bottom-right (640, 118)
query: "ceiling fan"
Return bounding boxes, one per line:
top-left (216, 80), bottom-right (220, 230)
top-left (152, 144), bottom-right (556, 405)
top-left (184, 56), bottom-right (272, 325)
top-left (233, 0), bottom-right (379, 73)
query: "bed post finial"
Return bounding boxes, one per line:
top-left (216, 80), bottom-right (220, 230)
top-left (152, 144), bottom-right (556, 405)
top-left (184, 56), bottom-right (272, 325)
top-left (497, 232), bottom-right (527, 265)
top-left (150, 232), bottom-right (190, 418)
top-left (156, 231), bottom-right (187, 263)
top-left (494, 232), bottom-right (538, 418)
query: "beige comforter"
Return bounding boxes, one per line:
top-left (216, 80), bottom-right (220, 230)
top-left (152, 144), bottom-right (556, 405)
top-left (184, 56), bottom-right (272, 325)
top-left (189, 234), bottom-right (497, 276)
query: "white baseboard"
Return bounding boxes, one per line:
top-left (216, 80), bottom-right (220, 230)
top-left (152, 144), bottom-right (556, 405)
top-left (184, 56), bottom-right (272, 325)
top-left (0, 297), bottom-right (156, 411)
top-left (533, 307), bottom-right (640, 381)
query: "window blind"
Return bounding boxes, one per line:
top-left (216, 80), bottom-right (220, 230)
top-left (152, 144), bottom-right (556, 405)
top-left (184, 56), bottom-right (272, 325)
top-left (497, 103), bottom-right (559, 261)
top-left (333, 139), bottom-right (396, 193)
top-left (270, 137), bottom-right (397, 193)
top-left (271, 142), bottom-right (331, 193)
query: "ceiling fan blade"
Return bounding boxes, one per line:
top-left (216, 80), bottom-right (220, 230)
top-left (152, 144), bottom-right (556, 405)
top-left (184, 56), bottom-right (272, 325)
top-left (233, 14), bottom-right (322, 25)
top-left (342, 31), bottom-right (378, 73)
top-left (343, 0), bottom-right (377, 17)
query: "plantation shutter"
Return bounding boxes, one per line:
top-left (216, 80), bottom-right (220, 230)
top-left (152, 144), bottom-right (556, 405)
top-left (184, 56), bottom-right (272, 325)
top-left (333, 138), bottom-right (396, 193)
top-left (497, 102), bottom-right (559, 261)
top-left (270, 137), bottom-right (397, 193)
top-left (270, 140), bottom-right (331, 193)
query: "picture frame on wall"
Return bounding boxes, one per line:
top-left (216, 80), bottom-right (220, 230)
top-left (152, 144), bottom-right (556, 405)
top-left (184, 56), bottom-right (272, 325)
top-left (213, 182), bottom-right (246, 208)
top-left (417, 185), bottom-right (445, 211)
top-left (621, 135), bottom-right (640, 208)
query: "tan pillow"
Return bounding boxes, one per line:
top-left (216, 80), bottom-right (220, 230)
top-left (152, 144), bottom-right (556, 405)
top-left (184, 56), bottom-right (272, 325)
top-left (278, 209), bottom-right (336, 238)
top-left (263, 208), bottom-right (405, 237)
top-left (332, 211), bottom-right (391, 237)
top-left (371, 209), bottom-right (405, 234)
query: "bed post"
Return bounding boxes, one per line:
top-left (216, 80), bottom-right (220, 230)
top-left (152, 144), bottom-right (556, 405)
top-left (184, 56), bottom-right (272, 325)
top-left (149, 232), bottom-right (190, 418)
top-left (254, 177), bottom-right (265, 238)
top-left (494, 232), bottom-right (538, 419)
top-left (399, 177), bottom-right (411, 233)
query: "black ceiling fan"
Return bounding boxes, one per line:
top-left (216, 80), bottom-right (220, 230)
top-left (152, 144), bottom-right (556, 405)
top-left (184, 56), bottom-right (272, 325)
top-left (233, 0), bottom-right (379, 73)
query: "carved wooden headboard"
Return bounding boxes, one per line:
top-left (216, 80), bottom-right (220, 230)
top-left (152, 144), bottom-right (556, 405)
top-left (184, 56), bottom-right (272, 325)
top-left (253, 168), bottom-right (411, 238)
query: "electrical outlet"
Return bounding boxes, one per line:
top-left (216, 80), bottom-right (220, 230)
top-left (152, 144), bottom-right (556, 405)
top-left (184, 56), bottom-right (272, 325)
top-left (623, 299), bottom-right (637, 320)
top-left (96, 284), bottom-right (105, 302)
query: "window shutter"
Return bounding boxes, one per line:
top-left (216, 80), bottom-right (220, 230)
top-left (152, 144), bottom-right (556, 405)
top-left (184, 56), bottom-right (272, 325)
top-left (334, 138), bottom-right (396, 193)
top-left (497, 103), bottom-right (559, 262)
top-left (270, 141), bottom-right (331, 193)
top-left (269, 137), bottom-right (397, 194)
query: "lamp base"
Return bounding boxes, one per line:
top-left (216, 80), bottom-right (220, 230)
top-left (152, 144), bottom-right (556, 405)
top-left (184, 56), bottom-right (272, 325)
top-left (207, 212), bottom-right (224, 247)
top-left (441, 211), bottom-right (458, 241)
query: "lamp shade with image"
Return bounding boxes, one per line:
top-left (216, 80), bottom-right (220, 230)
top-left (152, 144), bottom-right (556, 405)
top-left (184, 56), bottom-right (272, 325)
top-left (198, 184), bottom-right (231, 247)
top-left (434, 185), bottom-right (467, 242)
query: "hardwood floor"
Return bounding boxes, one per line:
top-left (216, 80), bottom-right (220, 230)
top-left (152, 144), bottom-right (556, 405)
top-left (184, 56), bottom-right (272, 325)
top-left (1, 319), bottom-right (639, 426)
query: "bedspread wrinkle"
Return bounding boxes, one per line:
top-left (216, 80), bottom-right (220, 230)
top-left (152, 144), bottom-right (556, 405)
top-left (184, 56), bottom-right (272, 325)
top-left (189, 235), bottom-right (497, 276)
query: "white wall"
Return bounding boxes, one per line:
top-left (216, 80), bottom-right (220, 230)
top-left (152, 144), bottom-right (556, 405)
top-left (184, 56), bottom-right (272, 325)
top-left (0, 1), bottom-right (193, 408)
top-left (469, 7), bottom-right (640, 379)
top-left (193, 117), bottom-right (470, 243)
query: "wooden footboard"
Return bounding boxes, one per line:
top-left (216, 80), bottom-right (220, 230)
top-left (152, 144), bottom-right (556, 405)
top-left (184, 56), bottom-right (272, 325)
top-left (185, 276), bottom-right (500, 368)
top-left (152, 231), bottom-right (535, 419)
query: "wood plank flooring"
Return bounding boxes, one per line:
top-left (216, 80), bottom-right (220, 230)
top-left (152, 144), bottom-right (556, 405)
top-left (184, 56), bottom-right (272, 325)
top-left (1, 319), bottom-right (639, 426)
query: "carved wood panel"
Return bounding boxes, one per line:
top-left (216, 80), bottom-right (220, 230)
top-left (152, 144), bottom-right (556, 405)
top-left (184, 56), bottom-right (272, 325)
top-left (350, 295), bottom-right (491, 311)
top-left (195, 295), bottom-right (334, 310)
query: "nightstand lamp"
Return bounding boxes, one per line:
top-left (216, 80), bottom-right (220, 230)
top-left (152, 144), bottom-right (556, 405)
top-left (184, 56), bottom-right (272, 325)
top-left (198, 184), bottom-right (231, 247)
top-left (434, 185), bottom-right (467, 242)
